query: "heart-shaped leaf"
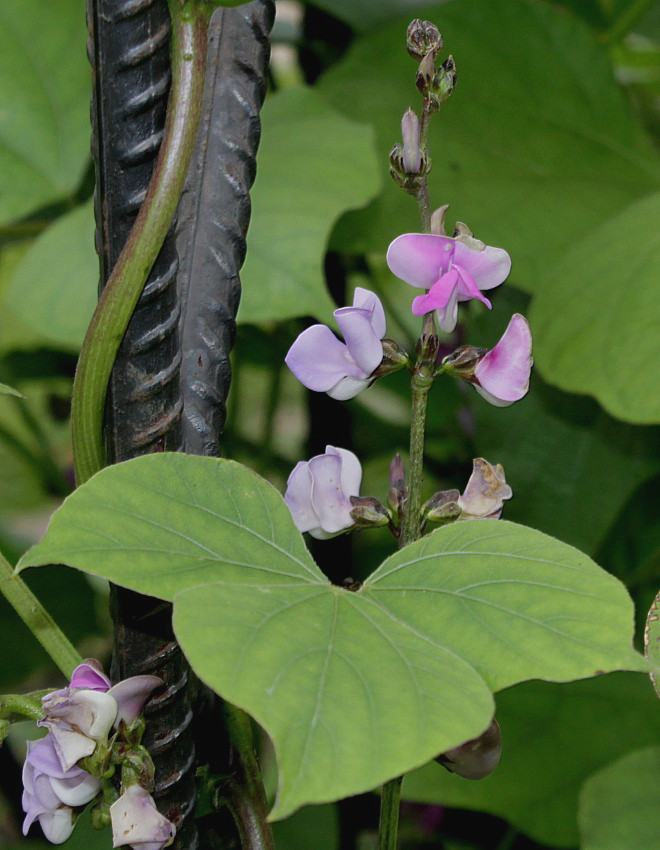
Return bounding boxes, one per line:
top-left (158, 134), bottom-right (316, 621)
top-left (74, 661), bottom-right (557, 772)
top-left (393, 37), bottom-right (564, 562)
top-left (529, 191), bottom-right (660, 424)
top-left (578, 745), bottom-right (660, 850)
top-left (18, 454), bottom-right (645, 819)
top-left (645, 590), bottom-right (660, 698)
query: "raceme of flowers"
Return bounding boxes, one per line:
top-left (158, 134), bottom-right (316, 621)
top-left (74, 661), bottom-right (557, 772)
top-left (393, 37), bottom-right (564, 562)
top-left (22, 660), bottom-right (171, 849)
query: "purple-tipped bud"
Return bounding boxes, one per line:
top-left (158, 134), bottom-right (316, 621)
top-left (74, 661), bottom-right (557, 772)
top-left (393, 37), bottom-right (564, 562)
top-left (407, 19), bottom-right (443, 60)
top-left (436, 718), bottom-right (502, 779)
top-left (401, 108), bottom-right (422, 173)
top-left (388, 453), bottom-right (408, 517)
top-left (416, 51), bottom-right (436, 94)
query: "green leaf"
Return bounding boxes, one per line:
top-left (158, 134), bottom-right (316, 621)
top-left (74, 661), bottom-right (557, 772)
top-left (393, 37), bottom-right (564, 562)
top-left (239, 87), bottom-right (380, 324)
top-left (645, 589), bottom-right (660, 698)
top-left (529, 191), bottom-right (660, 424)
top-left (18, 455), bottom-right (645, 820)
top-left (578, 745), bottom-right (660, 850)
top-left (0, 382), bottom-right (23, 398)
top-left (474, 377), bottom-right (658, 556)
top-left (403, 673), bottom-right (660, 847)
top-left (0, 0), bottom-right (90, 225)
top-left (5, 202), bottom-right (97, 350)
top-left (318, 0), bottom-right (660, 288)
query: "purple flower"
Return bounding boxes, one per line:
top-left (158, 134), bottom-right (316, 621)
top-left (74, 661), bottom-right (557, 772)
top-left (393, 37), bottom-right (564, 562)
top-left (457, 459), bottom-right (512, 520)
top-left (285, 288), bottom-right (386, 400)
top-left (473, 314), bottom-right (532, 407)
top-left (22, 734), bottom-right (100, 843)
top-left (69, 659), bottom-right (111, 691)
top-left (386, 232), bottom-right (511, 332)
top-left (285, 446), bottom-right (362, 539)
top-left (110, 784), bottom-right (175, 850)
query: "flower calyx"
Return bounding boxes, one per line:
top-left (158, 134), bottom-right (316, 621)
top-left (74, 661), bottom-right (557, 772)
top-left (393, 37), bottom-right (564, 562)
top-left (421, 489), bottom-right (462, 527)
top-left (370, 338), bottom-right (409, 378)
top-left (415, 50), bottom-right (457, 112)
top-left (349, 496), bottom-right (390, 530)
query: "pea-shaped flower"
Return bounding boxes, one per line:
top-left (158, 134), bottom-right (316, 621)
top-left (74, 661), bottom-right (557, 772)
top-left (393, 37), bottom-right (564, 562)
top-left (22, 735), bottom-right (100, 844)
top-left (285, 446), bottom-right (362, 539)
top-left (386, 232), bottom-right (511, 332)
top-left (110, 784), bottom-right (175, 850)
top-left (285, 288), bottom-right (386, 400)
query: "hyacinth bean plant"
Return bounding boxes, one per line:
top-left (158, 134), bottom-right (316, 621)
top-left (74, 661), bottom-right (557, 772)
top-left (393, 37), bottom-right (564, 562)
top-left (0, 7), bottom-right (657, 850)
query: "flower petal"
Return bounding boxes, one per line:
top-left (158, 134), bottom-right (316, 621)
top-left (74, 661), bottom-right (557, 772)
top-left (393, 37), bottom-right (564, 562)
top-left (327, 446), bottom-right (362, 498)
top-left (110, 785), bottom-right (175, 850)
top-left (387, 233), bottom-right (455, 289)
top-left (309, 453), bottom-right (355, 535)
top-left (334, 307), bottom-right (383, 376)
top-left (326, 376), bottom-right (371, 401)
top-left (457, 459), bottom-right (512, 519)
top-left (454, 266), bottom-right (492, 308)
top-left (285, 325), bottom-right (364, 391)
top-left (38, 808), bottom-right (75, 844)
top-left (452, 241), bottom-right (511, 291)
top-left (352, 287), bottom-right (386, 338)
top-left (435, 283), bottom-right (461, 334)
top-left (107, 675), bottom-right (162, 727)
top-left (69, 660), bottom-right (111, 692)
top-left (473, 314), bottom-right (533, 405)
top-left (411, 268), bottom-right (460, 316)
top-left (49, 772), bottom-right (100, 807)
top-left (284, 462), bottom-right (319, 534)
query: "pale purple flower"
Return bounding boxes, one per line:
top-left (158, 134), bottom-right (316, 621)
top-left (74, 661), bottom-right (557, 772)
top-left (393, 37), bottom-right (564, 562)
top-left (285, 446), bottom-right (362, 539)
top-left (401, 108), bottom-right (421, 173)
top-left (386, 232), bottom-right (511, 332)
top-left (473, 313), bottom-right (532, 407)
top-left (39, 689), bottom-right (117, 770)
top-left (285, 288), bottom-right (386, 400)
top-left (458, 459), bottom-right (512, 520)
top-left (110, 784), bottom-right (175, 850)
top-left (22, 734), bottom-right (100, 843)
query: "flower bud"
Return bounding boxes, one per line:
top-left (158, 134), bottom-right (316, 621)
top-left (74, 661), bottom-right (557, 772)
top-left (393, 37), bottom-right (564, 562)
top-left (407, 19), bottom-right (443, 60)
top-left (436, 718), bottom-right (502, 779)
top-left (349, 496), bottom-right (390, 529)
top-left (415, 51), bottom-right (436, 95)
top-left (434, 55), bottom-right (457, 103)
top-left (388, 453), bottom-right (408, 517)
top-left (401, 108), bottom-right (422, 173)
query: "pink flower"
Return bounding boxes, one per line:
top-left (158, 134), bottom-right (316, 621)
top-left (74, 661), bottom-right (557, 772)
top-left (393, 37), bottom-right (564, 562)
top-left (285, 446), bottom-right (362, 539)
top-left (285, 288), bottom-right (386, 400)
top-left (110, 784), bottom-right (175, 850)
top-left (386, 232), bottom-right (511, 332)
top-left (473, 314), bottom-right (532, 407)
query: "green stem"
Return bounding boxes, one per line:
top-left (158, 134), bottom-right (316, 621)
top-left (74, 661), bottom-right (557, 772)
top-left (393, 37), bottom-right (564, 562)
top-left (0, 551), bottom-right (81, 677)
top-left (0, 693), bottom-right (45, 721)
top-left (399, 373), bottom-right (431, 548)
top-left (223, 703), bottom-right (275, 850)
top-left (600, 0), bottom-right (655, 43)
top-left (415, 100), bottom-right (433, 231)
top-left (71, 0), bottom-right (211, 485)
top-left (378, 775), bottom-right (403, 850)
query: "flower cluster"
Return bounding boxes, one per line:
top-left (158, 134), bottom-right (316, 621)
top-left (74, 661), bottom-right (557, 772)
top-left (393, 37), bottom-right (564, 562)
top-left (22, 660), bottom-right (172, 849)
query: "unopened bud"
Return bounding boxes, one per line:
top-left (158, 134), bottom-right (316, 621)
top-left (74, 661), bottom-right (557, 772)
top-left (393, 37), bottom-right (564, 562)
top-left (401, 108), bottom-right (422, 173)
top-left (422, 489), bottom-right (461, 524)
top-left (370, 338), bottom-right (409, 378)
top-left (91, 799), bottom-right (114, 830)
top-left (415, 331), bottom-right (440, 377)
top-left (416, 50), bottom-right (436, 94)
top-left (434, 55), bottom-right (457, 103)
top-left (431, 204), bottom-right (449, 236)
top-left (350, 496), bottom-right (390, 529)
top-left (407, 19), bottom-right (443, 60)
top-left (388, 453), bottom-right (408, 516)
top-left (436, 718), bottom-right (502, 780)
